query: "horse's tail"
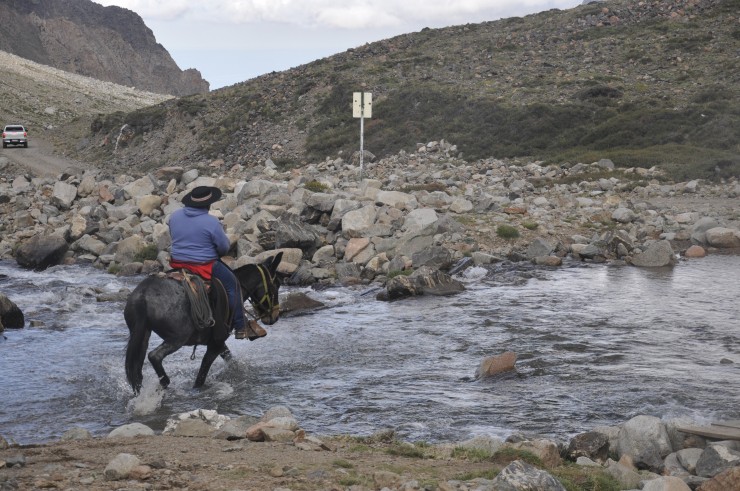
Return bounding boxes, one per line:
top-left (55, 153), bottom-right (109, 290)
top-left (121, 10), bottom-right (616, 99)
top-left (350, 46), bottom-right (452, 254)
top-left (125, 315), bottom-right (149, 396)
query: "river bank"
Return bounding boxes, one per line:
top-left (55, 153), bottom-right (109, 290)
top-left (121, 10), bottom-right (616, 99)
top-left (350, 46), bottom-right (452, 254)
top-left (1, 142), bottom-right (739, 296)
top-left (2, 406), bottom-right (739, 491)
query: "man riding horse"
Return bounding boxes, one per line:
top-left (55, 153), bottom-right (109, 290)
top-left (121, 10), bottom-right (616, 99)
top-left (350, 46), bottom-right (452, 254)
top-left (169, 185), bottom-right (265, 340)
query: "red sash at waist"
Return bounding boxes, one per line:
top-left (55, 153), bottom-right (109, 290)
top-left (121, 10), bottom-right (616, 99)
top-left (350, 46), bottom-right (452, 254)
top-left (169, 260), bottom-right (215, 280)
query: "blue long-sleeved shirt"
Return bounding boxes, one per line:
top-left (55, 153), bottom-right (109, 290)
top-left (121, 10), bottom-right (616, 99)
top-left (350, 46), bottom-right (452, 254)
top-left (169, 207), bottom-right (230, 263)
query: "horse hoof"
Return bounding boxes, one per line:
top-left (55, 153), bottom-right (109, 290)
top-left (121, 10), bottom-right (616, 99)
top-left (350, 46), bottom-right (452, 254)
top-left (159, 375), bottom-right (170, 388)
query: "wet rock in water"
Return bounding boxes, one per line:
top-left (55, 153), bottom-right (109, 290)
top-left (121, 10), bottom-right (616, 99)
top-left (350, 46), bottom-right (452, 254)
top-left (475, 351), bottom-right (517, 379)
top-left (684, 245), bottom-right (706, 258)
top-left (279, 292), bottom-right (326, 317)
top-left (15, 234), bottom-right (69, 270)
top-left (0, 293), bottom-right (24, 329)
top-left (381, 265), bottom-right (465, 301)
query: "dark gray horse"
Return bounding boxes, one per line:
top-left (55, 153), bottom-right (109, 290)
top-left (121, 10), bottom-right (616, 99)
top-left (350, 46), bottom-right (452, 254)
top-left (124, 253), bottom-right (282, 394)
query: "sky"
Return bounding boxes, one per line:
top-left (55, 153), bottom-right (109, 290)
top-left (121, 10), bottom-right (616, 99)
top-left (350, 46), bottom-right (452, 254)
top-left (95, 0), bottom-right (585, 90)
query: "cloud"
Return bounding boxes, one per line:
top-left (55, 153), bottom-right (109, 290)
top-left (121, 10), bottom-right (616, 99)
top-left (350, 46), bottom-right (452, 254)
top-left (96, 0), bottom-right (579, 29)
top-left (96, 0), bottom-right (191, 20)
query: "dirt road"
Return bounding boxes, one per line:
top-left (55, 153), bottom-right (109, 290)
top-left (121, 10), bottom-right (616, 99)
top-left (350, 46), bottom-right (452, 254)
top-left (0, 135), bottom-right (88, 177)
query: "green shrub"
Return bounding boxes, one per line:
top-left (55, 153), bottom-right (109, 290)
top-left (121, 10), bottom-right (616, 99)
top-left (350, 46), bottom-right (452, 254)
top-left (522, 221), bottom-right (539, 230)
top-left (134, 244), bottom-right (159, 262)
top-left (451, 446), bottom-right (495, 462)
top-left (305, 180), bottom-right (329, 192)
top-left (496, 224), bottom-right (520, 239)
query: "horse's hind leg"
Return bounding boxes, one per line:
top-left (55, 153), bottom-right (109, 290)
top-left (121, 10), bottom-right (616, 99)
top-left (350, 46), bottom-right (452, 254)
top-left (219, 344), bottom-right (232, 362)
top-left (194, 342), bottom-right (225, 388)
top-left (148, 341), bottom-right (181, 389)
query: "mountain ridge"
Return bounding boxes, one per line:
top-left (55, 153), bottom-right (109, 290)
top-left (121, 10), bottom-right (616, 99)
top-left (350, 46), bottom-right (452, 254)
top-left (0, 0), bottom-right (208, 96)
top-left (2, 0), bottom-right (738, 180)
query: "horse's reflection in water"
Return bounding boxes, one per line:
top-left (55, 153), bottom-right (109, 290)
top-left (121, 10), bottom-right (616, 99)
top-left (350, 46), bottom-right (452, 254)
top-left (124, 253), bottom-right (282, 395)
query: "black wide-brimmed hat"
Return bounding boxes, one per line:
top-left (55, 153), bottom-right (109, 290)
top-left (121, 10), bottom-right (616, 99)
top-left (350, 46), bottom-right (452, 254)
top-left (182, 186), bottom-right (222, 208)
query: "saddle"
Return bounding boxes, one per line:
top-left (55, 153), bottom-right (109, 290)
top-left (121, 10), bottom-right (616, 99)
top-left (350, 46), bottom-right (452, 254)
top-left (162, 270), bottom-right (232, 342)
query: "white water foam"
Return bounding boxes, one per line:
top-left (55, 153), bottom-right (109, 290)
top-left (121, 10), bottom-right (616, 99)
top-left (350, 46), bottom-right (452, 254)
top-left (127, 380), bottom-right (165, 416)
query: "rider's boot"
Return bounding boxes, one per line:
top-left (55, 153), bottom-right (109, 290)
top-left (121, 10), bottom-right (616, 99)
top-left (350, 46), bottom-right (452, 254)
top-left (235, 320), bottom-right (267, 340)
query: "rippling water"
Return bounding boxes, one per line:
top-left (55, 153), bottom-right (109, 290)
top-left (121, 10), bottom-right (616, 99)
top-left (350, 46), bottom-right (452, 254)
top-left (1, 256), bottom-right (738, 445)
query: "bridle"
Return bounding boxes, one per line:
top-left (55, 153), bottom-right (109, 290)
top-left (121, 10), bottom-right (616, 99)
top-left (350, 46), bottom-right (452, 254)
top-left (246, 263), bottom-right (280, 324)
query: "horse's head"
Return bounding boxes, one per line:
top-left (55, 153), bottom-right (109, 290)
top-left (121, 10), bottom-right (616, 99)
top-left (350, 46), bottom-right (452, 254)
top-left (239, 252), bottom-right (283, 325)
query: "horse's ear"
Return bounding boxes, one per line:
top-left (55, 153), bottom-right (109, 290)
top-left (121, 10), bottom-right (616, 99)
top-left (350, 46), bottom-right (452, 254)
top-left (269, 251), bottom-right (283, 274)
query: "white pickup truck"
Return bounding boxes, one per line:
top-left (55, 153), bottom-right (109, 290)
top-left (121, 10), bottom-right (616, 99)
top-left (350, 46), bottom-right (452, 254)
top-left (2, 124), bottom-right (28, 148)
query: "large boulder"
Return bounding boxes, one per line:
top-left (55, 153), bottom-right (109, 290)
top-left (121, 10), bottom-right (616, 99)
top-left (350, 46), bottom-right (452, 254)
top-left (705, 227), bottom-right (740, 249)
top-left (616, 415), bottom-right (673, 472)
top-left (630, 240), bottom-right (676, 268)
top-left (15, 234), bottom-right (69, 270)
top-left (0, 293), bottom-right (24, 329)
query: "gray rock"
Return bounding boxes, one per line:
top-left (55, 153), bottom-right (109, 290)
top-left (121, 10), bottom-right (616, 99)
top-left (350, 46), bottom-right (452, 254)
top-left (0, 293), bottom-right (24, 329)
top-left (108, 423), bottom-right (155, 438)
top-left (104, 453), bottom-right (141, 480)
top-left (15, 234), bottom-right (69, 270)
top-left (527, 237), bottom-right (554, 259)
top-left (60, 427), bottom-right (92, 441)
top-left (695, 443), bottom-right (740, 478)
top-left (490, 460), bottom-right (566, 491)
top-left (113, 234), bottom-right (147, 264)
top-left (335, 262), bottom-right (362, 283)
top-left (616, 415), bottom-right (673, 472)
top-left (411, 246), bottom-right (453, 271)
top-left (612, 207), bottom-right (636, 223)
top-left (304, 192), bottom-right (338, 213)
top-left (52, 181), bottom-right (78, 209)
top-left (375, 190), bottom-right (416, 209)
top-left (341, 205), bottom-right (377, 238)
top-left (382, 266), bottom-right (464, 300)
top-left (403, 208), bottom-right (439, 234)
top-left (676, 447), bottom-right (703, 474)
top-left (630, 240), bottom-right (676, 268)
top-left (705, 227), bottom-right (740, 248)
top-left (691, 217), bottom-right (720, 245)
top-left (641, 476), bottom-right (691, 491)
top-left (567, 431), bottom-right (610, 462)
top-left (605, 458), bottom-right (642, 489)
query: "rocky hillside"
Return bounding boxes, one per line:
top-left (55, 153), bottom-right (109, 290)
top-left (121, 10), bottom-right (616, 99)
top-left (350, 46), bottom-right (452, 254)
top-left (0, 0), bottom-right (208, 96)
top-left (72, 0), bottom-right (739, 180)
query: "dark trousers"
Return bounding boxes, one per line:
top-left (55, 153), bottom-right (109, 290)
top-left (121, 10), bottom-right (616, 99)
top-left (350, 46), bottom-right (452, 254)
top-left (211, 261), bottom-right (245, 332)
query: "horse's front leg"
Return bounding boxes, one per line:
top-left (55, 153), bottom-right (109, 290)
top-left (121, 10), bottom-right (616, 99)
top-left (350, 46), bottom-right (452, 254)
top-left (219, 344), bottom-right (232, 362)
top-left (194, 342), bottom-right (225, 388)
top-left (148, 341), bottom-right (181, 389)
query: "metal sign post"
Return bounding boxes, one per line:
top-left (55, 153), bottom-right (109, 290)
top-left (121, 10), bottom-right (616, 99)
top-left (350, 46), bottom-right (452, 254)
top-left (353, 92), bottom-right (372, 179)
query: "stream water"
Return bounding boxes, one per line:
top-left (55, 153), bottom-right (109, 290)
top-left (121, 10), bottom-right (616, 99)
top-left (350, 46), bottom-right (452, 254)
top-left (1, 256), bottom-right (738, 445)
